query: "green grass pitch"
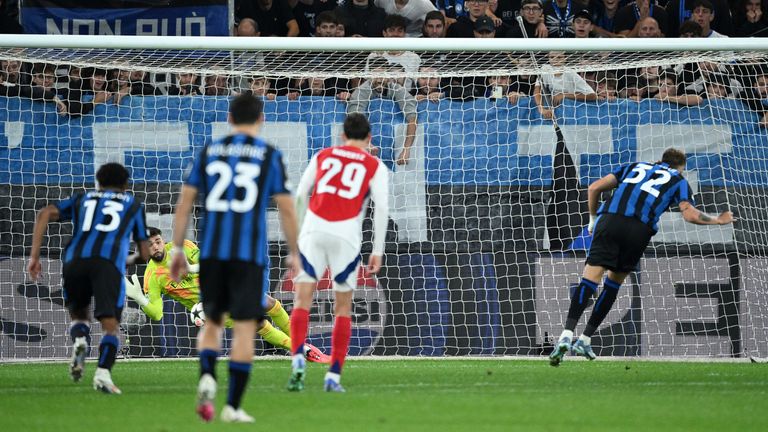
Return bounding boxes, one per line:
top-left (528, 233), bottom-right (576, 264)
top-left (0, 359), bottom-right (765, 431)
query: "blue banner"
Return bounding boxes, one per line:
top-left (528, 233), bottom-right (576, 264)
top-left (1, 96), bottom-right (767, 186)
top-left (21, 0), bottom-right (229, 36)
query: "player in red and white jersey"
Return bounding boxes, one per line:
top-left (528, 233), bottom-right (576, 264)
top-left (287, 113), bottom-right (389, 393)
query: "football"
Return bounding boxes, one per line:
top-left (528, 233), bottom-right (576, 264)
top-left (190, 302), bottom-right (205, 327)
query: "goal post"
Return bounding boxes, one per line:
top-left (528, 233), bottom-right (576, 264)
top-left (1, 35), bottom-right (767, 361)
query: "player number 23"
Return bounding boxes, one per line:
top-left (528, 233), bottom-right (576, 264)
top-left (623, 163), bottom-right (672, 197)
top-left (206, 161), bottom-right (261, 213)
top-left (316, 157), bottom-right (367, 199)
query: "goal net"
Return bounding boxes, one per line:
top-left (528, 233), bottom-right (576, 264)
top-left (1, 37), bottom-right (767, 361)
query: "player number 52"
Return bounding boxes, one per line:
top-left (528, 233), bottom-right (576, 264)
top-left (623, 162), bottom-right (672, 198)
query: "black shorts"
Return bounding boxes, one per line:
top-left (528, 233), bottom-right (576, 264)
top-left (198, 259), bottom-right (267, 322)
top-left (62, 258), bottom-right (124, 320)
top-left (586, 214), bottom-right (654, 273)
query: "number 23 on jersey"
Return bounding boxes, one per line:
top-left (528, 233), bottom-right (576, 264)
top-left (205, 161), bottom-right (261, 213)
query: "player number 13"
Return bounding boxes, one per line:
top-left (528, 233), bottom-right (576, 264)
top-left (82, 199), bottom-right (124, 232)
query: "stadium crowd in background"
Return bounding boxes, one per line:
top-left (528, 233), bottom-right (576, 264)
top-left (1, 1), bottom-right (768, 126)
top-left (1, 1), bottom-right (766, 38)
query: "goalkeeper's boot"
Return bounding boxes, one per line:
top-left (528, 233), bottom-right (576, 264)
top-left (69, 336), bottom-right (88, 382)
top-left (548, 335), bottom-right (571, 367)
top-left (93, 368), bottom-right (122, 395)
top-left (305, 343), bottom-right (331, 364)
top-left (323, 373), bottom-right (346, 393)
top-left (196, 373), bottom-right (216, 422)
top-left (221, 405), bottom-right (255, 423)
top-left (287, 355), bottom-right (306, 392)
top-left (572, 339), bottom-right (597, 361)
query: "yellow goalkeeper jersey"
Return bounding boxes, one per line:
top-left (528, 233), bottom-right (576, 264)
top-left (141, 240), bottom-right (200, 321)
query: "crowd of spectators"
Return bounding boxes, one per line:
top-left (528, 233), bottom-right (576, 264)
top-left (0, 60), bottom-right (165, 116)
top-left (2, 1), bottom-right (765, 39)
top-left (3, 0), bottom-right (768, 139)
top-left (242, 0), bottom-right (766, 40)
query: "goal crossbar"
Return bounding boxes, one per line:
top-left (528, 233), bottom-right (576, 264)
top-left (1, 34), bottom-right (768, 52)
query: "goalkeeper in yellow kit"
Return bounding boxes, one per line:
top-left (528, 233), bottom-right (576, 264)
top-left (124, 227), bottom-right (329, 363)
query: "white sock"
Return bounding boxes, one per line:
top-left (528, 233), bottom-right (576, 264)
top-left (560, 330), bottom-right (574, 340)
top-left (325, 372), bottom-right (341, 384)
top-left (579, 334), bottom-right (591, 345)
top-left (291, 354), bottom-right (305, 370)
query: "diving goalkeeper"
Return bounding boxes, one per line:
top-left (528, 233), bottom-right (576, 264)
top-left (124, 226), bottom-right (329, 363)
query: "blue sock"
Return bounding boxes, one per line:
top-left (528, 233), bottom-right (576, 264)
top-left (199, 349), bottom-right (218, 379)
top-left (98, 334), bottom-right (119, 370)
top-left (584, 278), bottom-right (623, 337)
top-left (329, 361), bottom-right (342, 375)
top-left (69, 322), bottom-right (91, 347)
top-left (565, 278), bottom-right (598, 331)
top-left (227, 361), bottom-right (252, 410)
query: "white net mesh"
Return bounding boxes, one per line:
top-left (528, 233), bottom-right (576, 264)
top-left (1, 41), bottom-right (768, 360)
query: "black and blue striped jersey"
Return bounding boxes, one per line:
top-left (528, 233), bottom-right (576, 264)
top-left (56, 190), bottom-right (149, 272)
top-left (185, 133), bottom-right (290, 265)
top-left (598, 161), bottom-right (695, 232)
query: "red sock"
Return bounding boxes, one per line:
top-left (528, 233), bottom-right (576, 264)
top-left (329, 316), bottom-right (352, 374)
top-left (290, 307), bottom-right (309, 356)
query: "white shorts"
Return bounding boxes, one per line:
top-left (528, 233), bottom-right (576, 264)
top-left (296, 232), bottom-right (361, 292)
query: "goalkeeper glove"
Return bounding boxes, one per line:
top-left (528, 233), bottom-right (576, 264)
top-left (187, 263), bottom-right (200, 273)
top-left (124, 274), bottom-right (148, 307)
top-left (587, 215), bottom-right (597, 235)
